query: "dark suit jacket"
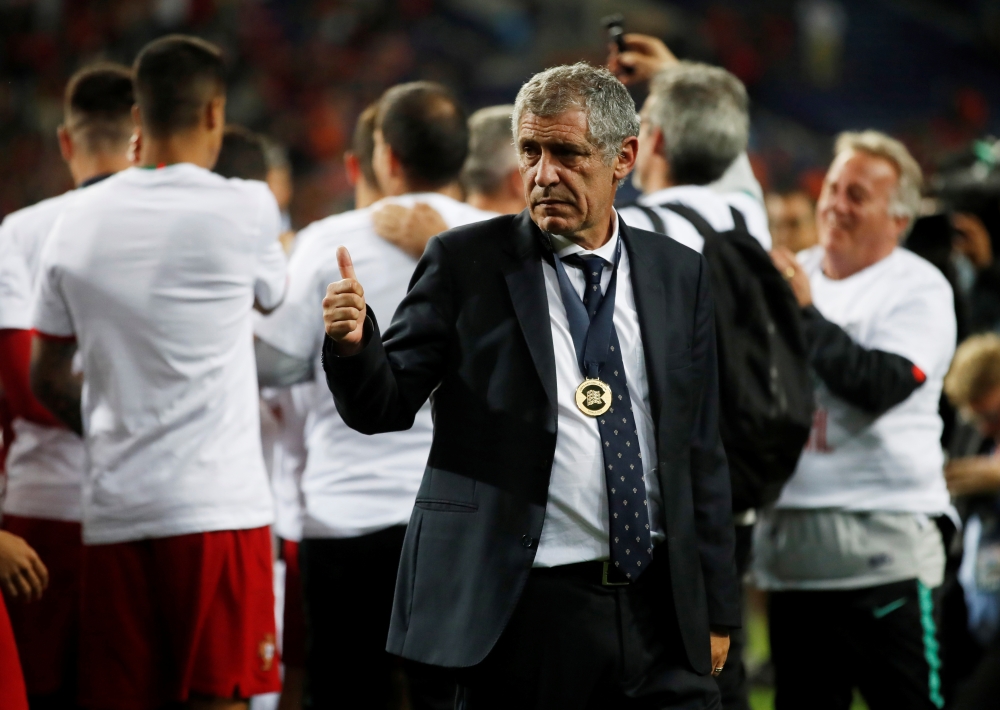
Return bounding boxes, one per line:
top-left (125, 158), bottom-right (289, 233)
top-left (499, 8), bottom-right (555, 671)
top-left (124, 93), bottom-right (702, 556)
top-left (322, 210), bottom-right (740, 674)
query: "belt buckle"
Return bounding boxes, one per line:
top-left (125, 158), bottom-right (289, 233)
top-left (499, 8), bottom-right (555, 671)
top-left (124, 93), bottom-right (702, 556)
top-left (601, 561), bottom-right (629, 586)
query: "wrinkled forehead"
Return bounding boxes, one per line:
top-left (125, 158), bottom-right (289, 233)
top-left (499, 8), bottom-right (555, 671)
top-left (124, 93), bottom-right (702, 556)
top-left (516, 108), bottom-right (592, 146)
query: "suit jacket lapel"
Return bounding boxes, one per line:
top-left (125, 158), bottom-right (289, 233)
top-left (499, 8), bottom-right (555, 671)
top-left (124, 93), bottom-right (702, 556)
top-left (502, 211), bottom-right (557, 408)
top-left (621, 219), bottom-right (667, 431)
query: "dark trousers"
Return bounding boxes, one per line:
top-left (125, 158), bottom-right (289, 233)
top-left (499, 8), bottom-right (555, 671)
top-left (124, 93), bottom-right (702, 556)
top-left (713, 523), bottom-right (752, 710)
top-left (456, 558), bottom-right (720, 710)
top-left (300, 526), bottom-right (455, 710)
top-left (769, 579), bottom-right (944, 710)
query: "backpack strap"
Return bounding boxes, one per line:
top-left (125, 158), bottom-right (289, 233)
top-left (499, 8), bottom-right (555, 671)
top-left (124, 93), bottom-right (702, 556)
top-left (630, 204), bottom-right (666, 235)
top-left (659, 202), bottom-right (719, 242)
top-left (730, 205), bottom-right (748, 233)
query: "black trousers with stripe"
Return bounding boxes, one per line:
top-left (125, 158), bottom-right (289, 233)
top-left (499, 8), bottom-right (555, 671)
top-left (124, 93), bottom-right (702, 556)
top-left (769, 578), bottom-right (944, 710)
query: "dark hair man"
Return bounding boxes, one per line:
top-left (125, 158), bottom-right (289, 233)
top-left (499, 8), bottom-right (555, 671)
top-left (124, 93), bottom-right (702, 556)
top-left (374, 103), bottom-right (524, 258)
top-left (323, 63), bottom-right (738, 708)
top-left (761, 132), bottom-right (954, 710)
top-left (254, 82), bottom-right (491, 707)
top-left (29, 35), bottom-right (287, 710)
top-left (0, 62), bottom-right (132, 705)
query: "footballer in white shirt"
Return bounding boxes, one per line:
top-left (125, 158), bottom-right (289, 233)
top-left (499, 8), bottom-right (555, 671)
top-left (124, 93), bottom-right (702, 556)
top-left (30, 36), bottom-right (286, 709)
top-left (0, 62), bottom-right (134, 703)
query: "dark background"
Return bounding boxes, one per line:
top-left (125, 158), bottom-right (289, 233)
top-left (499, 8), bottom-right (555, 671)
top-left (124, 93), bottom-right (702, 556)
top-left (2, 0), bottom-right (998, 225)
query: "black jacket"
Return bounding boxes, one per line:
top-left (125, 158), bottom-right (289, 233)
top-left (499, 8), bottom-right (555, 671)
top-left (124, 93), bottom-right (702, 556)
top-left (322, 211), bottom-right (740, 674)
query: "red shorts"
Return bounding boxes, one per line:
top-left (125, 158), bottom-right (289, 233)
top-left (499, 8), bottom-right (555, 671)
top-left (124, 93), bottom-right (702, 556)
top-left (78, 526), bottom-right (280, 710)
top-left (280, 539), bottom-right (306, 668)
top-left (0, 592), bottom-right (29, 710)
top-left (1, 515), bottom-right (82, 696)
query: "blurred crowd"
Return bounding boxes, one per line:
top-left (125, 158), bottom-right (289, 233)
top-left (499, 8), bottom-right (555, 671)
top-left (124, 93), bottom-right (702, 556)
top-left (3, 2), bottom-right (1000, 710)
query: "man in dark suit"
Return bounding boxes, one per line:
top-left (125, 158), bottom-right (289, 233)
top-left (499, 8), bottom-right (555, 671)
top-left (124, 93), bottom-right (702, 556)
top-left (321, 63), bottom-right (739, 709)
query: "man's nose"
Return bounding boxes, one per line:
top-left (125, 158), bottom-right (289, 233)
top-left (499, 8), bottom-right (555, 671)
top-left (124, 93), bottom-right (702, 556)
top-left (534, 152), bottom-right (560, 188)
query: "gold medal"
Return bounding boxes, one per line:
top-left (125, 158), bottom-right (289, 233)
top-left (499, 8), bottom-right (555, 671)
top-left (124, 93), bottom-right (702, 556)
top-left (575, 378), bottom-right (612, 417)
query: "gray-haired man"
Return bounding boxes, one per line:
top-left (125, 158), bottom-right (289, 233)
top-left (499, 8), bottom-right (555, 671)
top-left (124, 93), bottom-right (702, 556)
top-left (322, 62), bottom-right (738, 708)
top-left (461, 105), bottom-right (526, 215)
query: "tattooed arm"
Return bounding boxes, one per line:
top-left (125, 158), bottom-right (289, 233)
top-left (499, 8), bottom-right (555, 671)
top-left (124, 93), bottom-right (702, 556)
top-left (30, 337), bottom-right (83, 436)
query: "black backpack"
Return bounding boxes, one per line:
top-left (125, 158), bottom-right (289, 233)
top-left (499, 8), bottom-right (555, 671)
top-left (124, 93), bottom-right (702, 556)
top-left (630, 201), bottom-right (814, 512)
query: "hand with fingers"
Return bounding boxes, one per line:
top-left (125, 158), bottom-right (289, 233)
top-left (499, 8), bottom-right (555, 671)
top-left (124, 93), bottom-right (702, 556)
top-left (710, 631), bottom-right (730, 677)
top-left (607, 33), bottom-right (679, 85)
top-left (323, 246), bottom-right (367, 356)
top-left (770, 247), bottom-right (812, 308)
top-left (0, 530), bottom-right (49, 603)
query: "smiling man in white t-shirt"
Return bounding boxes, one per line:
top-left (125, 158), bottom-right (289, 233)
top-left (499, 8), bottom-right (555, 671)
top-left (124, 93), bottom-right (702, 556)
top-left (30, 36), bottom-right (287, 710)
top-left (760, 132), bottom-right (955, 710)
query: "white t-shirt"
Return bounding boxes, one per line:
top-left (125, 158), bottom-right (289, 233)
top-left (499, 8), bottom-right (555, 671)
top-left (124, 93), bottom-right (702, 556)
top-left (776, 246), bottom-right (956, 513)
top-left (0, 189), bottom-right (85, 521)
top-left (533, 214), bottom-right (665, 567)
top-left (255, 193), bottom-right (495, 539)
top-left (32, 164), bottom-right (287, 544)
top-left (618, 184), bottom-right (771, 253)
top-left (260, 382), bottom-right (313, 543)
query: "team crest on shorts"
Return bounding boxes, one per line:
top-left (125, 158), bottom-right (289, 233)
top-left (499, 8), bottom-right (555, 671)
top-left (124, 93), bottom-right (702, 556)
top-left (258, 633), bottom-right (277, 672)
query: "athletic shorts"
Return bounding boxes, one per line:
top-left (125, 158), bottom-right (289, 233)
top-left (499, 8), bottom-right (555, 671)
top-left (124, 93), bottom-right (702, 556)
top-left (280, 538), bottom-right (306, 668)
top-left (0, 591), bottom-right (29, 710)
top-left (2, 515), bottom-right (82, 696)
top-left (78, 526), bottom-right (280, 710)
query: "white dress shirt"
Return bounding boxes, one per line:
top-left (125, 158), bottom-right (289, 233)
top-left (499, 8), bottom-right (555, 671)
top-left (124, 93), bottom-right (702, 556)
top-left (534, 212), bottom-right (665, 567)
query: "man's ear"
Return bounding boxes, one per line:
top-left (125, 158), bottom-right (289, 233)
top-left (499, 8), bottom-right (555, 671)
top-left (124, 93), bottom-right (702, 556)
top-left (344, 151), bottom-right (361, 187)
top-left (614, 135), bottom-right (639, 182)
top-left (206, 95), bottom-right (225, 131)
top-left (57, 125), bottom-right (73, 163)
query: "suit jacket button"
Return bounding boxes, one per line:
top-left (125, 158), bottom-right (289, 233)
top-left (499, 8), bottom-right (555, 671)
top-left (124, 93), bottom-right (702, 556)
top-left (521, 535), bottom-right (534, 548)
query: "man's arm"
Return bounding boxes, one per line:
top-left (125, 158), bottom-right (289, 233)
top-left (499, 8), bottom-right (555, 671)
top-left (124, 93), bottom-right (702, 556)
top-left (0, 329), bottom-right (63, 427)
top-left (800, 306), bottom-right (925, 414)
top-left (689, 256), bottom-right (741, 631)
top-left (771, 248), bottom-right (927, 414)
top-left (29, 336), bottom-right (82, 435)
top-left (322, 239), bottom-right (454, 434)
top-left (255, 338), bottom-right (314, 388)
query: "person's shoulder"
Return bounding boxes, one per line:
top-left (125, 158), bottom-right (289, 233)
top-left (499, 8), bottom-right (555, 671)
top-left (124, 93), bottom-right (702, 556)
top-left (625, 222), bottom-right (703, 267)
top-left (292, 208), bottom-right (376, 262)
top-left (889, 247), bottom-right (953, 296)
top-left (435, 212), bottom-right (519, 246)
top-left (1, 189), bottom-right (77, 235)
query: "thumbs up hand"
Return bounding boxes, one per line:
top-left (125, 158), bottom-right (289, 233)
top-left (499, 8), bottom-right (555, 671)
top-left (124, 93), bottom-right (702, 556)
top-left (324, 246), bottom-right (367, 354)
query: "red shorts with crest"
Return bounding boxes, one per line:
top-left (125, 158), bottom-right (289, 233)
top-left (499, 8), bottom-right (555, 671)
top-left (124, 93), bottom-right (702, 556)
top-left (77, 526), bottom-right (280, 710)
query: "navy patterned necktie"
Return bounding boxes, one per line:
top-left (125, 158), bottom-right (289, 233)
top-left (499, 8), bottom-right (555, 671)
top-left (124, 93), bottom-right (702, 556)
top-left (562, 253), bottom-right (653, 581)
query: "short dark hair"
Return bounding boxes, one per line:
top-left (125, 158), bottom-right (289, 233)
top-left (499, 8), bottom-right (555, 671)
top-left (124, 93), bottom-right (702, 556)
top-left (377, 82), bottom-right (468, 189)
top-left (351, 102), bottom-right (379, 187)
top-left (213, 125), bottom-right (267, 180)
top-left (133, 34), bottom-right (225, 139)
top-left (64, 63), bottom-right (134, 153)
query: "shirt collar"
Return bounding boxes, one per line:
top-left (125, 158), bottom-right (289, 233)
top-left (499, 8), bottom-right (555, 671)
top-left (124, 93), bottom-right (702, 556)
top-left (548, 210), bottom-right (620, 263)
top-left (78, 173), bottom-right (114, 189)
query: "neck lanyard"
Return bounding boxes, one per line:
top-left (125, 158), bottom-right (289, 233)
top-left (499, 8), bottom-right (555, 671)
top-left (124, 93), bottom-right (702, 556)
top-left (549, 236), bottom-right (622, 380)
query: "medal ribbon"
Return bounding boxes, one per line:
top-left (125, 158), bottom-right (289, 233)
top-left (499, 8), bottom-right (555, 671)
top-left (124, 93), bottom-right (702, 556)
top-left (549, 236), bottom-right (622, 379)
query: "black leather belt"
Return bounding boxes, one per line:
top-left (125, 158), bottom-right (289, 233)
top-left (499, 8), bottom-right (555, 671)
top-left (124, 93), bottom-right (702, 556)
top-left (532, 560), bottom-right (632, 586)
